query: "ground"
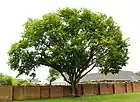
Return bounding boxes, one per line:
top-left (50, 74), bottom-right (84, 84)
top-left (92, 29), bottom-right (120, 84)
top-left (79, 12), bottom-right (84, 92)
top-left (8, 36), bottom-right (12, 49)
top-left (13, 92), bottom-right (140, 102)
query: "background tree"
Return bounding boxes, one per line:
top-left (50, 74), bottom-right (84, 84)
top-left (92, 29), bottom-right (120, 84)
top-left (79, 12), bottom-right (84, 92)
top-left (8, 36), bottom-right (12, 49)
top-left (47, 67), bottom-right (60, 85)
top-left (8, 8), bottom-right (129, 96)
top-left (136, 71), bottom-right (140, 76)
top-left (0, 74), bottom-right (13, 85)
top-left (17, 79), bottom-right (32, 86)
top-left (0, 73), bottom-right (33, 86)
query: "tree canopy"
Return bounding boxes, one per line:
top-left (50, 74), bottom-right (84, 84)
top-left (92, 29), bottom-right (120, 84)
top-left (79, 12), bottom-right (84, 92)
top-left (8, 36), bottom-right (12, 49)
top-left (8, 8), bottom-right (129, 96)
top-left (47, 67), bottom-right (60, 85)
top-left (0, 73), bottom-right (31, 86)
top-left (0, 73), bottom-right (13, 85)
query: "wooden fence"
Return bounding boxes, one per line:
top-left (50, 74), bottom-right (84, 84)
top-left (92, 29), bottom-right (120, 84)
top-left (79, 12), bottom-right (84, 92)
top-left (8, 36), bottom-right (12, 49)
top-left (0, 82), bottom-right (140, 101)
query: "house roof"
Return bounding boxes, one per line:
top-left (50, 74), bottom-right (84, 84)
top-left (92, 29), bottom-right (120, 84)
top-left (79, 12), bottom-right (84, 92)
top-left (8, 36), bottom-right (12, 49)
top-left (80, 70), bottom-right (140, 82)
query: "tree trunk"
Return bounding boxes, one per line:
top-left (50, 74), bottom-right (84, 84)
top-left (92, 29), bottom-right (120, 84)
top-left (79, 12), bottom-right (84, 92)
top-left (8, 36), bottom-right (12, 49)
top-left (49, 81), bottom-right (52, 86)
top-left (71, 82), bottom-right (79, 97)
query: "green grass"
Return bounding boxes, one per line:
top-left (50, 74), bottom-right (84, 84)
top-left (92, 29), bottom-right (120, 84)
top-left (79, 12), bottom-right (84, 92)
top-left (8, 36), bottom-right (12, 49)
top-left (13, 92), bottom-right (140, 102)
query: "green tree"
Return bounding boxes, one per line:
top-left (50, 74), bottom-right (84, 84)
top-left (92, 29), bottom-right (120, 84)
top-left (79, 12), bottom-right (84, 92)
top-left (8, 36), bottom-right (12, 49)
top-left (47, 67), bottom-right (60, 85)
top-left (12, 78), bottom-right (19, 86)
top-left (18, 79), bottom-right (31, 86)
top-left (8, 8), bottom-right (129, 96)
top-left (0, 73), bottom-right (32, 86)
top-left (0, 74), bottom-right (13, 85)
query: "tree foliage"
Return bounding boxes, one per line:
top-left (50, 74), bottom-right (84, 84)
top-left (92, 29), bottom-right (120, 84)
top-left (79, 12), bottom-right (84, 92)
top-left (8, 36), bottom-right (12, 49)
top-left (47, 67), bottom-right (60, 85)
top-left (0, 73), bottom-right (32, 86)
top-left (17, 79), bottom-right (32, 86)
top-left (8, 8), bottom-right (129, 96)
top-left (0, 74), bottom-right (13, 85)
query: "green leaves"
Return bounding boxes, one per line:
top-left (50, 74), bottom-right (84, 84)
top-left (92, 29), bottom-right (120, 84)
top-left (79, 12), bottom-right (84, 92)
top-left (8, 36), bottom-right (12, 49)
top-left (0, 74), bottom-right (12, 85)
top-left (47, 68), bottom-right (60, 83)
top-left (8, 8), bottom-right (129, 87)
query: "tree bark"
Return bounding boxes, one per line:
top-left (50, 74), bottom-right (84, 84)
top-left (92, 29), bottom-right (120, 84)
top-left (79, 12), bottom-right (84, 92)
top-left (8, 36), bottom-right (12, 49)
top-left (71, 82), bottom-right (79, 97)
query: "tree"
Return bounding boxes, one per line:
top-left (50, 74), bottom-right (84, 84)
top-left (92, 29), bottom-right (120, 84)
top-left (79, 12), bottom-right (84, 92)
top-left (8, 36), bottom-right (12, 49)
top-left (0, 73), bottom-right (33, 86)
top-left (0, 74), bottom-right (12, 85)
top-left (136, 71), bottom-right (140, 76)
top-left (47, 67), bottom-right (60, 85)
top-left (17, 79), bottom-right (32, 86)
top-left (8, 8), bottom-right (129, 96)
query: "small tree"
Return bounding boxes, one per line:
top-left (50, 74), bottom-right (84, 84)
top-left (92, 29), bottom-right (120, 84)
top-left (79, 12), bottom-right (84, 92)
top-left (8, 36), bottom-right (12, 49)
top-left (0, 74), bottom-right (15, 85)
top-left (18, 79), bottom-right (31, 86)
top-left (47, 67), bottom-right (60, 85)
top-left (8, 8), bottom-right (129, 96)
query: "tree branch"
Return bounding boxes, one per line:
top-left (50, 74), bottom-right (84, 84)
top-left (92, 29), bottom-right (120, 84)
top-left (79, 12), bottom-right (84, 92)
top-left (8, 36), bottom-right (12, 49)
top-left (76, 47), bottom-right (107, 82)
top-left (39, 56), bottom-right (71, 84)
top-left (76, 63), bottom-right (97, 82)
top-left (59, 72), bottom-right (71, 84)
top-left (76, 57), bottom-right (96, 79)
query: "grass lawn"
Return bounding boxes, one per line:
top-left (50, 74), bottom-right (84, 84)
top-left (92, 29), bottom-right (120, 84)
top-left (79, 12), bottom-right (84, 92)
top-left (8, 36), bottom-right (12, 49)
top-left (13, 92), bottom-right (140, 102)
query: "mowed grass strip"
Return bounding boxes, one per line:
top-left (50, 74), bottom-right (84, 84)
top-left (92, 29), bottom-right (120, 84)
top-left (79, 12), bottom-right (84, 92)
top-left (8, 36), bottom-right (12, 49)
top-left (13, 92), bottom-right (140, 102)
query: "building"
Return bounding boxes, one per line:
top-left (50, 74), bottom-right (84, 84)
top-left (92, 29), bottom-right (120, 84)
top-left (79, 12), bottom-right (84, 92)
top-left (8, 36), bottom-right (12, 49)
top-left (80, 71), bottom-right (140, 82)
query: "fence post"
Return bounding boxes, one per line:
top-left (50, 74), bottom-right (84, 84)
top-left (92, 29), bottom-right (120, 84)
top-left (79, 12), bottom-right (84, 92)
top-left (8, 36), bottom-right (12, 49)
top-left (98, 83), bottom-right (101, 95)
top-left (112, 83), bottom-right (115, 94)
top-left (125, 82), bottom-right (127, 93)
top-left (62, 86), bottom-right (64, 97)
top-left (39, 86), bottom-right (41, 99)
top-left (131, 82), bottom-right (134, 92)
top-left (49, 85), bottom-right (51, 98)
top-left (12, 86), bottom-right (14, 101)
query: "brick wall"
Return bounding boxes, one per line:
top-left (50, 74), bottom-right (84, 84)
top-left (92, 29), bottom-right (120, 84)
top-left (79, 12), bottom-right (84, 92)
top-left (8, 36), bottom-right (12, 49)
top-left (0, 86), bottom-right (12, 101)
top-left (126, 83), bottom-right (133, 92)
top-left (40, 86), bottom-right (50, 98)
top-left (13, 86), bottom-right (40, 100)
top-left (82, 84), bottom-right (99, 95)
top-left (114, 83), bottom-right (126, 93)
top-left (100, 83), bottom-right (114, 94)
top-left (50, 86), bottom-right (63, 98)
top-left (24, 86), bottom-right (40, 100)
top-left (13, 86), bottom-right (24, 100)
top-left (133, 82), bottom-right (140, 92)
top-left (63, 86), bottom-right (71, 97)
top-left (1, 82), bottom-right (140, 101)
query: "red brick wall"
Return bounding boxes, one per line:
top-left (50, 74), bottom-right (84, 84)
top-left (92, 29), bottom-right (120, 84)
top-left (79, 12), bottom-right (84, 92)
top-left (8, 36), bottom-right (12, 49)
top-left (40, 86), bottom-right (50, 98)
top-left (133, 82), bottom-right (140, 92)
top-left (50, 86), bottom-right (63, 98)
top-left (24, 86), bottom-right (40, 100)
top-left (13, 86), bottom-right (70, 100)
top-left (13, 86), bottom-right (40, 100)
top-left (2, 82), bottom-right (140, 101)
top-left (100, 84), bottom-right (114, 94)
top-left (13, 86), bottom-right (24, 100)
top-left (126, 83), bottom-right (133, 92)
top-left (82, 84), bottom-right (99, 95)
top-left (114, 83), bottom-right (126, 93)
top-left (0, 86), bottom-right (12, 101)
top-left (63, 86), bottom-right (71, 97)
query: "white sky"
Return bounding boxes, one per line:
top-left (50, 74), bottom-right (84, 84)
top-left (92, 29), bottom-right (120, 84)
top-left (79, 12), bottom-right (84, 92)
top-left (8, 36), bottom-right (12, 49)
top-left (0, 0), bottom-right (140, 81)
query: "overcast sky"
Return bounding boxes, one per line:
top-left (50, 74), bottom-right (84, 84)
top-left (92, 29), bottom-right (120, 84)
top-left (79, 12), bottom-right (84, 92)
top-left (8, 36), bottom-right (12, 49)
top-left (0, 0), bottom-right (139, 81)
